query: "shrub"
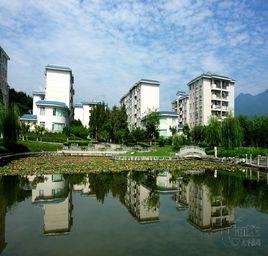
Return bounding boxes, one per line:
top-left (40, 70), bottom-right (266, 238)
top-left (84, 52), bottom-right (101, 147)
top-left (172, 134), bottom-right (188, 150)
top-left (158, 136), bottom-right (165, 147)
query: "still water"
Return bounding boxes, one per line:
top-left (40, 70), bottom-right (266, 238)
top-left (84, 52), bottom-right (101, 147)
top-left (0, 169), bottom-right (268, 256)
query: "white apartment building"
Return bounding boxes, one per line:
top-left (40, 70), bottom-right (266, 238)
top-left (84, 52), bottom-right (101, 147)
top-left (171, 91), bottom-right (189, 126)
top-left (124, 173), bottom-right (159, 224)
top-left (74, 101), bottom-right (100, 128)
top-left (0, 46), bottom-right (10, 108)
top-left (120, 79), bottom-right (160, 131)
top-left (30, 174), bottom-right (73, 235)
top-left (188, 180), bottom-right (234, 232)
top-left (187, 73), bottom-right (235, 128)
top-left (20, 65), bottom-right (74, 132)
top-left (158, 111), bottom-right (179, 137)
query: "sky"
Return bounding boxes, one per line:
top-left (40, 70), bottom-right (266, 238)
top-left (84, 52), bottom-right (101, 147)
top-left (0, 0), bottom-right (268, 110)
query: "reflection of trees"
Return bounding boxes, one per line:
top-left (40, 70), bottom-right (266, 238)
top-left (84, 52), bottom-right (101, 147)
top-left (143, 192), bottom-right (159, 211)
top-left (187, 170), bottom-right (268, 213)
top-left (0, 176), bottom-right (31, 209)
top-left (65, 173), bottom-right (128, 204)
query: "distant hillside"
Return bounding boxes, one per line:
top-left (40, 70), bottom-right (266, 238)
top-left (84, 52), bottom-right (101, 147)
top-left (9, 88), bottom-right (32, 115)
top-left (235, 89), bottom-right (268, 118)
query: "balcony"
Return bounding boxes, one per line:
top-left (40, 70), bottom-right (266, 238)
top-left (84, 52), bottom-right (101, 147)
top-left (211, 105), bottom-right (221, 110)
top-left (211, 94), bottom-right (221, 100)
top-left (212, 83), bottom-right (221, 90)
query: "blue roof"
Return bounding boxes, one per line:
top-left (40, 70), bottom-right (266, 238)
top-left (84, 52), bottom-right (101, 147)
top-left (32, 90), bottom-right (45, 95)
top-left (159, 111), bottom-right (179, 116)
top-left (187, 72), bottom-right (235, 86)
top-left (74, 101), bottom-right (101, 108)
top-left (20, 114), bottom-right (37, 120)
top-left (45, 65), bottom-right (72, 72)
top-left (140, 79), bottom-right (160, 84)
top-left (36, 100), bottom-right (68, 108)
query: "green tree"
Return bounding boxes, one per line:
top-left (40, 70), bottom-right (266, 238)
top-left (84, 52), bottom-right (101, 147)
top-left (0, 104), bottom-right (20, 149)
top-left (183, 123), bottom-right (190, 139)
top-left (143, 111), bottom-right (160, 141)
top-left (205, 117), bottom-right (221, 147)
top-left (191, 125), bottom-right (206, 145)
top-left (89, 103), bottom-right (110, 141)
top-left (237, 115), bottom-right (251, 146)
top-left (221, 116), bottom-right (243, 149)
top-left (130, 128), bottom-right (146, 142)
top-left (172, 134), bottom-right (188, 150)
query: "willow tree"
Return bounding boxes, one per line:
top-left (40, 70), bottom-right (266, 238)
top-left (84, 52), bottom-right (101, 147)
top-left (221, 116), bottom-right (243, 149)
top-left (205, 117), bottom-right (221, 147)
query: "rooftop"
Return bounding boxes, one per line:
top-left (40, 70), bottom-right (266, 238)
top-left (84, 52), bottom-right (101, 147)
top-left (187, 72), bottom-right (235, 86)
top-left (36, 100), bottom-right (68, 108)
top-left (159, 111), bottom-right (179, 116)
top-left (74, 101), bottom-right (101, 108)
top-left (20, 114), bottom-right (37, 120)
top-left (32, 90), bottom-right (45, 96)
top-left (0, 46), bottom-right (10, 60)
top-left (120, 78), bottom-right (160, 102)
top-left (45, 64), bottom-right (72, 72)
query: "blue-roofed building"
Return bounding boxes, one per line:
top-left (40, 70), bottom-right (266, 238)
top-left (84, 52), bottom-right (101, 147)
top-left (20, 65), bottom-right (75, 132)
top-left (142, 111), bottom-right (180, 137)
top-left (74, 101), bottom-right (101, 127)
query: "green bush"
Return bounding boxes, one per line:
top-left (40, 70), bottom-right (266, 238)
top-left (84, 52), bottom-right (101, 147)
top-left (172, 134), bottom-right (188, 150)
top-left (137, 141), bottom-right (151, 148)
top-left (205, 147), bottom-right (268, 158)
top-left (158, 136), bottom-right (165, 147)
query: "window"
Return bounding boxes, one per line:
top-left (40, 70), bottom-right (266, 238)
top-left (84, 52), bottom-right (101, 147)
top-left (53, 108), bottom-right (66, 117)
top-left (53, 108), bottom-right (56, 116)
top-left (52, 174), bottom-right (63, 182)
top-left (40, 122), bottom-right (45, 127)
top-left (40, 107), bottom-right (45, 115)
top-left (52, 123), bottom-right (65, 132)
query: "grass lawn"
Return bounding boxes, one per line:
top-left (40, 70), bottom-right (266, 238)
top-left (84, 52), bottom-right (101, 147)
top-left (121, 145), bottom-right (176, 157)
top-left (0, 139), bottom-right (63, 153)
top-left (19, 140), bottom-right (63, 152)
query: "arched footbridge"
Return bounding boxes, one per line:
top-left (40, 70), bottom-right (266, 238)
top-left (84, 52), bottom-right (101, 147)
top-left (176, 146), bottom-right (207, 159)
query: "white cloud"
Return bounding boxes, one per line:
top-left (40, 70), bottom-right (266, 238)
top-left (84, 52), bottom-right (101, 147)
top-left (0, 0), bottom-right (267, 110)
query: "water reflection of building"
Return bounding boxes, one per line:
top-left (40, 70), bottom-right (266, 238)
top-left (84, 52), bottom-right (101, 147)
top-left (124, 174), bottom-right (159, 224)
top-left (173, 178), bottom-right (190, 210)
top-left (187, 180), bottom-right (234, 232)
top-left (0, 203), bottom-right (7, 253)
top-left (156, 171), bottom-right (179, 192)
top-left (73, 175), bottom-right (96, 197)
top-left (29, 174), bottom-right (73, 235)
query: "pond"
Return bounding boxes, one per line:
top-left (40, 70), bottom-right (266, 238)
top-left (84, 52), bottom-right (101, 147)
top-left (0, 169), bottom-right (268, 255)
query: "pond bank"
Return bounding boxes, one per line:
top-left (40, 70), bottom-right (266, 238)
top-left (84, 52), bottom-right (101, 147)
top-left (0, 155), bottom-right (257, 175)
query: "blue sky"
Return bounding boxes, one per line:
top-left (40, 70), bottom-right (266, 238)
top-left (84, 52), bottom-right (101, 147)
top-left (0, 0), bottom-right (268, 110)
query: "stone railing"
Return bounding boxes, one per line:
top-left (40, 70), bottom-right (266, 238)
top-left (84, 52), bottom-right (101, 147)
top-left (245, 154), bottom-right (268, 169)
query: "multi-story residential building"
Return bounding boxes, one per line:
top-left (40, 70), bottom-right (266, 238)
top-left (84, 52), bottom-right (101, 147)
top-left (74, 101), bottom-right (100, 128)
top-left (171, 91), bottom-right (189, 126)
top-left (30, 174), bottom-right (73, 235)
top-left (20, 65), bottom-right (74, 132)
top-left (0, 46), bottom-right (10, 108)
top-left (187, 180), bottom-right (234, 232)
top-left (124, 173), bottom-right (159, 224)
top-left (187, 73), bottom-right (235, 128)
top-left (120, 79), bottom-right (160, 131)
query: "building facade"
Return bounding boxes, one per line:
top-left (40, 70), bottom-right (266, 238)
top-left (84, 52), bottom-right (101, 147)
top-left (74, 101), bottom-right (100, 128)
top-left (171, 91), bottom-right (189, 127)
top-left (0, 47), bottom-right (10, 108)
top-left (120, 79), bottom-right (160, 131)
top-left (20, 65), bottom-right (74, 132)
top-left (187, 73), bottom-right (235, 128)
top-left (158, 111), bottom-right (179, 137)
